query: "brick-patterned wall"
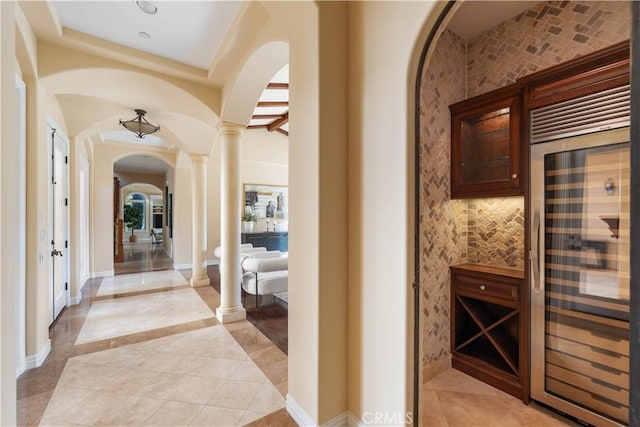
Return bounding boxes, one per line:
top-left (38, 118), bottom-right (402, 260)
top-left (419, 0), bottom-right (629, 383)
top-left (419, 28), bottom-right (467, 373)
top-left (467, 0), bottom-right (630, 97)
top-left (466, 197), bottom-right (526, 269)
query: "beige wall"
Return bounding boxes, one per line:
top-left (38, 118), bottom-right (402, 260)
top-left (348, 2), bottom-right (444, 423)
top-left (0, 2), bottom-right (18, 424)
top-left (115, 171), bottom-right (165, 190)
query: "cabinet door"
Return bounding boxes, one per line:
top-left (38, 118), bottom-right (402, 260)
top-left (451, 95), bottom-right (522, 198)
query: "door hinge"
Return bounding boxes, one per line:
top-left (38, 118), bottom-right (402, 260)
top-left (65, 198), bottom-right (68, 206)
top-left (65, 282), bottom-right (68, 291)
top-left (65, 156), bottom-right (68, 164)
top-left (65, 240), bottom-right (68, 249)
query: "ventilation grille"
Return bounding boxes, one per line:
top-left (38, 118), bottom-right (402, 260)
top-left (530, 85), bottom-right (630, 144)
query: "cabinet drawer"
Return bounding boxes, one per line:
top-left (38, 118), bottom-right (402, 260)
top-left (454, 274), bottom-right (519, 303)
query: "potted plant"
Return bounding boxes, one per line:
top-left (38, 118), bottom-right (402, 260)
top-left (124, 203), bottom-right (144, 242)
top-left (241, 211), bottom-right (257, 233)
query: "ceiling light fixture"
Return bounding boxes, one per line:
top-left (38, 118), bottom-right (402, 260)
top-left (135, 0), bottom-right (157, 15)
top-left (119, 109), bottom-right (160, 139)
top-left (138, 31), bottom-right (151, 39)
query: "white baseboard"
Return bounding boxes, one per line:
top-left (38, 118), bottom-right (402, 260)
top-left (91, 270), bottom-right (113, 278)
top-left (173, 263), bottom-right (192, 270)
top-left (286, 396), bottom-right (352, 427)
top-left (324, 412), bottom-right (349, 427)
top-left (206, 259), bottom-right (220, 266)
top-left (16, 361), bottom-right (26, 378)
top-left (286, 394), bottom-right (316, 426)
top-left (25, 340), bottom-right (51, 369)
top-left (70, 294), bottom-right (82, 305)
top-left (347, 412), bottom-right (365, 427)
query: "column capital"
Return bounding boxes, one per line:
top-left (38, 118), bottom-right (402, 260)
top-left (189, 153), bottom-right (208, 163)
top-left (217, 121), bottom-right (246, 136)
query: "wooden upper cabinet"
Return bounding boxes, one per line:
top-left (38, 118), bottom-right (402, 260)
top-left (450, 87), bottom-right (523, 199)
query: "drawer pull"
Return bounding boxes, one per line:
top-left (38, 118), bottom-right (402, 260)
top-left (479, 285), bottom-right (486, 291)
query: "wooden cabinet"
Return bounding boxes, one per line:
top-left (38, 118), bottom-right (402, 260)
top-left (450, 264), bottom-right (528, 402)
top-left (450, 88), bottom-right (523, 198)
top-left (241, 232), bottom-right (288, 252)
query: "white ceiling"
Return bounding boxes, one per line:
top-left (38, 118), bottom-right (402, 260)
top-left (53, 1), bottom-right (243, 69)
top-left (447, 1), bottom-right (541, 40)
top-left (114, 155), bottom-right (171, 175)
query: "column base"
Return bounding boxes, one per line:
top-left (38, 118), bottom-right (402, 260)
top-left (190, 275), bottom-right (210, 287)
top-left (216, 306), bottom-right (247, 324)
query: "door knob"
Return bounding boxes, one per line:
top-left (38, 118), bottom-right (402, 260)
top-left (51, 249), bottom-right (63, 257)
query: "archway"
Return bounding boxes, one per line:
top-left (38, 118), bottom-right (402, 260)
top-left (113, 154), bottom-right (174, 274)
top-left (415, 1), bottom-right (633, 425)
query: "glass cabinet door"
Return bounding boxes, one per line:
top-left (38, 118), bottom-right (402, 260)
top-left (450, 94), bottom-right (521, 198)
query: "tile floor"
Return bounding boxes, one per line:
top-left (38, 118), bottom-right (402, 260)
top-left (18, 243), bottom-right (581, 426)
top-left (422, 369), bottom-right (578, 426)
top-left (17, 267), bottom-right (288, 427)
top-left (114, 241), bottom-right (173, 275)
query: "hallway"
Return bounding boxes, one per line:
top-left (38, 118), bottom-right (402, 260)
top-left (114, 241), bottom-right (173, 275)
top-left (17, 269), bottom-right (288, 426)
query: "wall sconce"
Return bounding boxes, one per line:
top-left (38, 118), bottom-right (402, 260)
top-left (604, 178), bottom-right (615, 196)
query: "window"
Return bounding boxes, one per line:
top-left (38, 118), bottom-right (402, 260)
top-left (124, 192), bottom-right (146, 232)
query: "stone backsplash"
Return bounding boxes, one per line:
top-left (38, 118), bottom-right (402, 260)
top-left (465, 197), bottom-right (526, 270)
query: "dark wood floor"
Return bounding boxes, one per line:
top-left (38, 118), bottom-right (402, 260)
top-left (207, 265), bottom-right (288, 355)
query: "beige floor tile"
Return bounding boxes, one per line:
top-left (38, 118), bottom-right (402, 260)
top-left (40, 386), bottom-right (100, 422)
top-left (248, 382), bottom-right (285, 413)
top-left (43, 390), bottom-right (124, 426)
top-left (229, 360), bottom-right (268, 383)
top-left (425, 369), bottom-right (503, 396)
top-left (76, 288), bottom-right (214, 344)
top-left (142, 400), bottom-right (203, 427)
top-left (92, 395), bottom-right (164, 426)
top-left (188, 406), bottom-right (245, 427)
top-left (193, 358), bottom-right (245, 379)
top-left (170, 375), bottom-right (226, 405)
top-left (135, 371), bottom-right (186, 400)
top-left (208, 380), bottom-right (263, 410)
top-left (96, 270), bottom-right (188, 297)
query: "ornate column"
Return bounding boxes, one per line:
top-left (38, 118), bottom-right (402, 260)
top-left (216, 122), bottom-right (246, 323)
top-left (189, 154), bottom-right (210, 287)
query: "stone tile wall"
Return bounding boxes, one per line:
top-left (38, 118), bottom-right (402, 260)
top-left (466, 197), bottom-right (525, 269)
top-left (467, 0), bottom-right (630, 97)
top-left (419, 28), bottom-right (467, 374)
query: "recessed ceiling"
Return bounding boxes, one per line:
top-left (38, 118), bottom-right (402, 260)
top-left (114, 155), bottom-right (170, 175)
top-left (447, 1), bottom-right (541, 40)
top-left (53, 1), bottom-right (244, 69)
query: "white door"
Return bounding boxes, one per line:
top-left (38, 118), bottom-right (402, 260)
top-left (50, 126), bottom-right (69, 323)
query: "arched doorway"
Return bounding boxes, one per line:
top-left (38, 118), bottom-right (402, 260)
top-left (114, 155), bottom-right (174, 274)
top-left (415, 1), bottom-right (634, 425)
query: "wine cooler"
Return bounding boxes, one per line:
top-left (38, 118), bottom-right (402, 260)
top-left (529, 85), bottom-right (630, 426)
